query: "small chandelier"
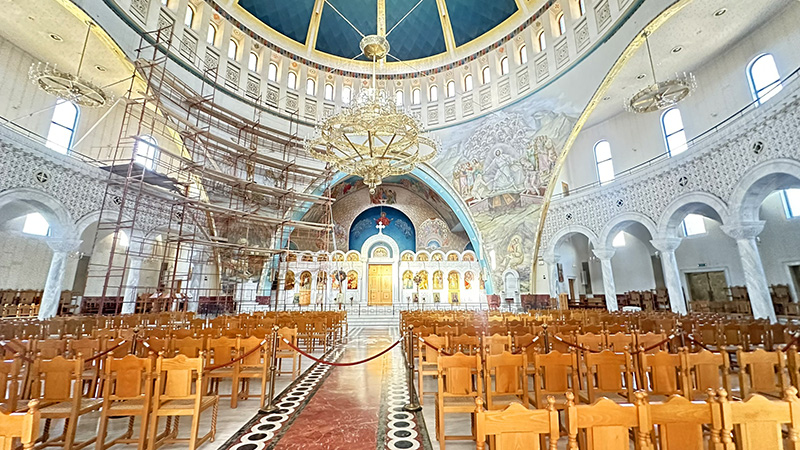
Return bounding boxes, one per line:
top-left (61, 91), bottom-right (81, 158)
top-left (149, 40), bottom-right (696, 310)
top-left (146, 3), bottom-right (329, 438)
top-left (29, 22), bottom-right (110, 108)
top-left (626, 32), bottom-right (696, 114)
top-left (305, 35), bottom-right (437, 194)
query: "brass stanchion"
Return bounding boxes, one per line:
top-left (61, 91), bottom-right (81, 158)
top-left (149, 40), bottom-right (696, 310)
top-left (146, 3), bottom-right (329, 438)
top-left (542, 323), bottom-right (550, 352)
top-left (677, 324), bottom-right (686, 348)
top-left (259, 325), bottom-right (281, 414)
top-left (403, 325), bottom-right (422, 412)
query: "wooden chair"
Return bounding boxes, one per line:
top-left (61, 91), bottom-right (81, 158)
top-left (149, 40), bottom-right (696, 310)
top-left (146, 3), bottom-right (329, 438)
top-left (276, 327), bottom-right (300, 379)
top-left (737, 348), bottom-right (787, 398)
top-left (483, 351), bottom-right (528, 410)
top-left (565, 391), bottom-right (652, 450)
top-left (576, 333), bottom-right (604, 352)
top-left (645, 394), bottom-right (719, 450)
top-left (0, 399), bottom-right (39, 450)
top-left (0, 360), bottom-right (20, 413)
top-left (681, 348), bottom-right (731, 400)
top-left (583, 350), bottom-right (635, 403)
top-left (482, 333), bottom-right (511, 358)
top-left (529, 350), bottom-right (580, 409)
top-left (715, 387), bottom-right (800, 449)
top-left (475, 397), bottom-right (559, 450)
top-left (96, 355), bottom-right (155, 450)
top-left (29, 356), bottom-right (102, 449)
top-left (605, 332), bottom-right (634, 353)
top-left (171, 337), bottom-right (204, 358)
top-left (205, 337), bottom-right (238, 408)
top-left (448, 334), bottom-right (480, 356)
top-left (146, 354), bottom-right (218, 450)
top-left (67, 338), bottom-right (101, 397)
top-left (416, 334), bottom-right (447, 405)
top-left (235, 337), bottom-right (269, 409)
top-left (637, 350), bottom-right (683, 399)
top-left (434, 352), bottom-right (483, 450)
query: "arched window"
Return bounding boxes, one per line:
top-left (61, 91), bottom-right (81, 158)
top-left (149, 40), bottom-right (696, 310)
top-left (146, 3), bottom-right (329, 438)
top-left (556, 13), bottom-right (566, 36)
top-left (395, 90), bottom-right (404, 106)
top-left (46, 100), bottom-right (79, 154)
top-left (286, 71), bottom-right (297, 90)
top-left (463, 74), bottom-right (473, 92)
top-left (593, 140), bottom-right (614, 184)
top-left (306, 78), bottom-right (316, 95)
top-left (612, 231), bottom-right (626, 248)
top-left (411, 88), bottom-right (421, 105)
top-left (324, 83), bottom-right (334, 101)
top-left (748, 53), bottom-right (782, 104)
top-left (184, 4), bottom-right (195, 27)
top-left (662, 108), bottom-right (687, 156)
top-left (481, 66), bottom-right (491, 84)
top-left (499, 56), bottom-right (509, 76)
top-left (577, 0), bottom-right (586, 16)
top-left (134, 135), bottom-right (159, 171)
top-left (537, 30), bottom-right (546, 52)
top-left (429, 84), bottom-right (438, 102)
top-left (342, 86), bottom-right (352, 104)
top-left (206, 23), bottom-right (217, 45)
top-left (248, 51), bottom-right (258, 71)
top-left (446, 80), bottom-right (455, 98)
top-left (682, 214), bottom-right (706, 236)
top-left (267, 62), bottom-right (278, 82)
top-left (23, 213), bottom-right (50, 236)
top-left (782, 190), bottom-right (800, 219)
top-left (227, 39), bottom-right (238, 59)
top-left (519, 45), bottom-right (528, 65)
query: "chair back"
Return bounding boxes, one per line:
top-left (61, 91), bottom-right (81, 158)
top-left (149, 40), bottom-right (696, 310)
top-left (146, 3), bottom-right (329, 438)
top-left (30, 356), bottom-right (81, 402)
top-left (154, 354), bottom-right (204, 400)
top-left (484, 351), bottom-right (527, 409)
top-left (239, 337), bottom-right (267, 368)
top-left (172, 337), bottom-right (204, 357)
top-left (437, 352), bottom-right (482, 397)
top-left (585, 350), bottom-right (634, 402)
top-left (638, 350), bottom-right (682, 396)
top-left (0, 400), bottom-right (39, 450)
top-left (103, 354), bottom-right (153, 401)
top-left (646, 395), bottom-right (717, 450)
top-left (418, 334), bottom-right (446, 366)
top-left (737, 348), bottom-right (786, 397)
top-left (682, 349), bottom-right (730, 398)
top-left (716, 388), bottom-right (800, 450)
top-left (475, 399), bottom-right (558, 450)
top-left (566, 392), bottom-right (652, 450)
top-left (0, 360), bottom-right (20, 412)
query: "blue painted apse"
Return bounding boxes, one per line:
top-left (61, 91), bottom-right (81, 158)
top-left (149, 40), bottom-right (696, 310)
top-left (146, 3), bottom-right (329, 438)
top-left (349, 206), bottom-right (416, 253)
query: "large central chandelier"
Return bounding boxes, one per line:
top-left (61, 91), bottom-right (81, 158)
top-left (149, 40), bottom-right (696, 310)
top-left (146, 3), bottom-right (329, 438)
top-left (626, 32), bottom-right (696, 114)
top-left (305, 35), bottom-right (437, 194)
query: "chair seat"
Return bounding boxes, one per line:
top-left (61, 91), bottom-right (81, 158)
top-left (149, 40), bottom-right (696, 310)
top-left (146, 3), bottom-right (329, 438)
top-left (40, 398), bottom-right (102, 416)
top-left (239, 367), bottom-right (266, 376)
top-left (107, 398), bottom-right (149, 414)
top-left (487, 395), bottom-right (523, 409)
top-left (436, 394), bottom-right (479, 411)
top-left (156, 396), bottom-right (217, 415)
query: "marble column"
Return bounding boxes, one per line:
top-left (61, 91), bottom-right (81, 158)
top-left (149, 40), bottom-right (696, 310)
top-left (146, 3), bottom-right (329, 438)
top-left (39, 238), bottom-right (83, 320)
top-left (186, 259), bottom-right (203, 313)
top-left (121, 257), bottom-right (143, 315)
top-left (592, 248), bottom-right (618, 312)
top-left (721, 221), bottom-right (776, 323)
top-left (650, 237), bottom-right (686, 315)
top-left (542, 254), bottom-right (561, 300)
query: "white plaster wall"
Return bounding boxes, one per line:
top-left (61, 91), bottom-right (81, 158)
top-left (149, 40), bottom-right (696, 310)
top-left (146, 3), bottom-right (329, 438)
top-left (609, 231), bottom-right (656, 293)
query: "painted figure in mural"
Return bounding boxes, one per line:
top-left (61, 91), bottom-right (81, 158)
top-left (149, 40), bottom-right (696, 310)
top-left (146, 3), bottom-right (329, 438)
top-left (499, 235), bottom-right (525, 270)
top-left (376, 212), bottom-right (392, 227)
top-left (433, 271), bottom-right (443, 290)
top-left (300, 272), bottom-right (312, 290)
top-left (347, 271), bottom-right (358, 289)
top-left (418, 272), bottom-right (429, 290)
top-left (403, 271), bottom-right (413, 289)
top-left (485, 144), bottom-right (524, 194)
top-left (285, 272), bottom-right (295, 290)
top-left (448, 272), bottom-right (459, 290)
top-left (465, 271), bottom-right (474, 289)
top-left (387, 189), bottom-right (397, 204)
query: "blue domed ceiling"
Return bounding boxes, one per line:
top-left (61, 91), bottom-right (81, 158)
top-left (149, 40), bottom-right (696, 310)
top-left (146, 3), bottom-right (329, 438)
top-left (236, 0), bottom-right (518, 61)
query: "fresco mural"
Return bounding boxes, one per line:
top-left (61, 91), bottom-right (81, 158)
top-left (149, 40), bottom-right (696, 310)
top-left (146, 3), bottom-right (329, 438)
top-left (348, 206), bottom-right (417, 252)
top-left (431, 98), bottom-right (578, 292)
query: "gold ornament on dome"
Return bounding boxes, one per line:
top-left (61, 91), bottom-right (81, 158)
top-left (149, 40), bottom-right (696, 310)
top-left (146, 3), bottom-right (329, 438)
top-left (305, 35), bottom-right (438, 194)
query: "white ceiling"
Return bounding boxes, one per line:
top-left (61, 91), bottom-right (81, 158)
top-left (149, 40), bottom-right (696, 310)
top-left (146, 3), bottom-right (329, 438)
top-left (585, 0), bottom-right (792, 128)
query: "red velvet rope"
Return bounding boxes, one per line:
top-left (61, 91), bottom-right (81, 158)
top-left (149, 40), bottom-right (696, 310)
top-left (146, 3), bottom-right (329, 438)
top-left (205, 338), bottom-right (269, 372)
top-left (552, 335), bottom-right (604, 353)
top-left (781, 334), bottom-right (800, 353)
top-left (85, 339), bottom-right (129, 362)
top-left (512, 336), bottom-right (541, 354)
top-left (684, 334), bottom-right (716, 353)
top-left (281, 338), bottom-right (400, 366)
top-left (629, 334), bottom-right (676, 355)
top-left (418, 337), bottom-right (453, 356)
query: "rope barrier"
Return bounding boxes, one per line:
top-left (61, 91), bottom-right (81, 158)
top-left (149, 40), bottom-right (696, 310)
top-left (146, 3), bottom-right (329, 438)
top-left (205, 338), bottom-right (270, 372)
top-left (684, 334), bottom-right (716, 353)
top-left (85, 339), bottom-right (130, 362)
top-left (630, 334), bottom-right (677, 355)
top-left (0, 341), bottom-right (34, 363)
top-left (512, 336), bottom-right (541, 354)
top-left (282, 337), bottom-right (400, 367)
top-left (551, 335), bottom-right (604, 353)
top-left (417, 337), bottom-right (452, 356)
top-left (781, 334), bottom-right (800, 353)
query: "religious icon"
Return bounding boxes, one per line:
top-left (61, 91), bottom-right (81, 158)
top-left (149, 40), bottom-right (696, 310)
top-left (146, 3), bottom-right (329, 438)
top-left (433, 271), bottom-right (443, 290)
top-left (403, 270), bottom-right (413, 289)
top-left (284, 271), bottom-right (295, 290)
top-left (300, 272), bottom-right (312, 290)
top-left (417, 271), bottom-right (428, 290)
top-left (557, 263), bottom-right (564, 283)
top-left (375, 211), bottom-right (392, 227)
top-left (347, 270), bottom-right (358, 289)
top-left (464, 271), bottom-right (474, 290)
top-left (448, 272), bottom-right (459, 290)
top-left (412, 293), bottom-right (419, 303)
top-left (450, 292), bottom-right (460, 304)
top-left (433, 292), bottom-right (441, 303)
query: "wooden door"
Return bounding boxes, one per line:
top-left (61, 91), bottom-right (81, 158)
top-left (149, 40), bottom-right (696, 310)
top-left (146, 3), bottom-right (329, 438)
top-left (568, 278), bottom-right (576, 300)
top-left (368, 265), bottom-right (393, 305)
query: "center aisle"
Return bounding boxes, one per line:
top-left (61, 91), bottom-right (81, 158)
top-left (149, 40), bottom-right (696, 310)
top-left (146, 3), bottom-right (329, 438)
top-left (218, 327), bottom-right (432, 450)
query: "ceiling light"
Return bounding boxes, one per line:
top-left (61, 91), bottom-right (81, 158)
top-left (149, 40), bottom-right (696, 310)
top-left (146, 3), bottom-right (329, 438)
top-left (49, 33), bottom-right (63, 42)
top-left (671, 45), bottom-right (683, 54)
top-left (602, 96), bottom-right (611, 101)
top-left (95, 65), bottom-right (107, 72)
top-left (627, 35), bottom-right (696, 114)
top-left (714, 8), bottom-right (727, 17)
top-left (636, 74), bottom-right (646, 80)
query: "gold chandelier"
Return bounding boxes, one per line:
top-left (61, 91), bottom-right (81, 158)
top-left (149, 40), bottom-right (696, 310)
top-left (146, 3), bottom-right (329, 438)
top-left (305, 35), bottom-right (437, 194)
top-left (626, 32), bottom-right (696, 114)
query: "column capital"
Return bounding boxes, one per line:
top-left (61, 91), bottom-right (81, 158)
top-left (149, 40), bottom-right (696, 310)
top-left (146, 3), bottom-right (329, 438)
top-left (46, 238), bottom-right (82, 254)
top-left (541, 253), bottom-right (560, 265)
top-left (720, 221), bottom-right (765, 240)
top-left (592, 247), bottom-right (615, 260)
top-left (650, 237), bottom-right (682, 253)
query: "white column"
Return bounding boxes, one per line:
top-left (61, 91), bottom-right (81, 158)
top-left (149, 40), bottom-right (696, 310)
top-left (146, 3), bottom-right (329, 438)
top-left (650, 237), bottom-right (686, 315)
top-left (187, 258), bottom-right (203, 313)
top-left (39, 238), bottom-right (83, 320)
top-left (121, 257), bottom-right (143, 315)
top-left (592, 248), bottom-right (618, 311)
top-left (542, 253), bottom-right (560, 300)
top-left (721, 221), bottom-right (776, 323)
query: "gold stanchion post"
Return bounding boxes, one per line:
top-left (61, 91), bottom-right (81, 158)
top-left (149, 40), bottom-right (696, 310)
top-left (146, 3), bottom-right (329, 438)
top-left (403, 325), bottom-right (422, 412)
top-left (259, 325), bottom-right (281, 413)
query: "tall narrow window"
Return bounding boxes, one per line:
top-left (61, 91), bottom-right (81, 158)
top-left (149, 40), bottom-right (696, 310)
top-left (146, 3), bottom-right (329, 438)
top-left (782, 189), bottom-right (800, 219)
top-left (206, 23), bottom-right (217, 46)
top-left (429, 85), bottom-right (438, 102)
top-left (411, 88), bottom-right (421, 105)
top-left (46, 100), bottom-right (79, 154)
top-left (577, 0), bottom-right (586, 16)
top-left (519, 45), bottom-right (528, 65)
top-left (556, 13), bottom-right (566, 36)
top-left (286, 71), bottom-right (297, 90)
top-left (395, 90), bottom-right (404, 106)
top-left (324, 83), bottom-right (334, 101)
top-left (184, 4), bottom-right (195, 27)
top-left (446, 80), bottom-right (455, 98)
top-left (134, 135), bottom-right (159, 171)
top-left (682, 214), bottom-right (706, 236)
top-left (594, 140), bottom-right (614, 185)
top-left (662, 108), bottom-right (688, 156)
top-left (306, 78), bottom-right (316, 95)
top-left (342, 86), bottom-right (352, 104)
top-left (537, 30), bottom-right (547, 51)
top-left (748, 53), bottom-right (782, 104)
top-left (499, 56), bottom-right (509, 76)
top-left (248, 51), bottom-right (258, 71)
top-left (463, 74), bottom-right (473, 92)
top-left (227, 39), bottom-right (238, 59)
top-left (481, 66), bottom-right (491, 84)
top-left (23, 213), bottom-right (50, 236)
top-left (267, 62), bottom-right (278, 82)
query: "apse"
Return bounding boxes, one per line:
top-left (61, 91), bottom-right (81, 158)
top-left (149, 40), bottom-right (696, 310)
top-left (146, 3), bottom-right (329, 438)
top-left (348, 206), bottom-right (416, 253)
